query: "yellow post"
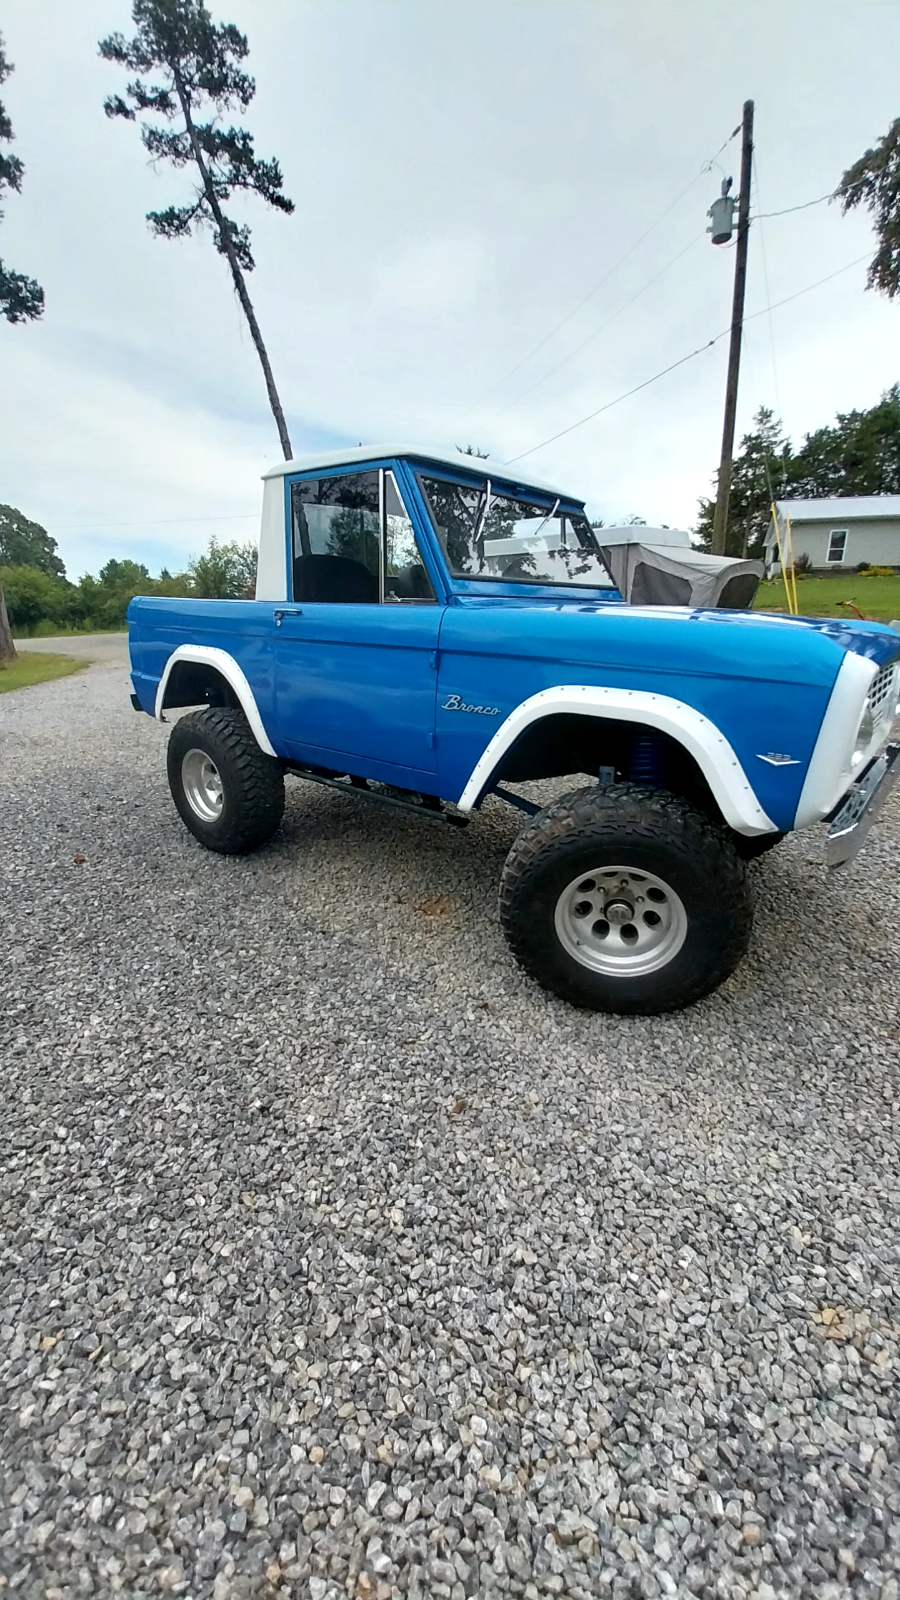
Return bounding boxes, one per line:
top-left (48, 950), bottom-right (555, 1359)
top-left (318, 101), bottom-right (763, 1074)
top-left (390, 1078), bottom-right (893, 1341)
top-left (785, 517), bottom-right (799, 616)
top-left (770, 503), bottom-right (799, 616)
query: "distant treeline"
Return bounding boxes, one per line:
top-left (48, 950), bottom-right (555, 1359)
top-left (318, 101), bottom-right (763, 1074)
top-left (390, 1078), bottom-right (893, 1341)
top-left (694, 387), bottom-right (900, 557)
top-left (0, 504), bottom-right (257, 633)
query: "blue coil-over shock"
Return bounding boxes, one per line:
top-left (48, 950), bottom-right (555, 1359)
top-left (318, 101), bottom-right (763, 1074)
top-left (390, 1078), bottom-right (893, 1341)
top-left (629, 731), bottom-right (666, 786)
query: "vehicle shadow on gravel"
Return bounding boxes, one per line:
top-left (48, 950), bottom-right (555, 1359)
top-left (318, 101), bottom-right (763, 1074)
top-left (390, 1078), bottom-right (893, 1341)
top-left (267, 773), bottom-right (900, 1057)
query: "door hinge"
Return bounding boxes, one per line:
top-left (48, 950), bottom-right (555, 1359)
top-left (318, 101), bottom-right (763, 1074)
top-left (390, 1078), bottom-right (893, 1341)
top-left (429, 650), bottom-right (438, 671)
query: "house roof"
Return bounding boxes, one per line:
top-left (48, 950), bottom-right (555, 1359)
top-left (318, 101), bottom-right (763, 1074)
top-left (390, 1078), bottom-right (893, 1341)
top-left (774, 495), bottom-right (900, 523)
top-left (261, 444), bottom-right (580, 500)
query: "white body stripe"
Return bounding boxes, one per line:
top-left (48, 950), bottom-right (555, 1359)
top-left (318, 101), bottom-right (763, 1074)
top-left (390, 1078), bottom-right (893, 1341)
top-left (794, 651), bottom-right (877, 828)
top-left (154, 646), bottom-right (277, 758)
top-left (455, 685), bottom-right (777, 836)
top-left (255, 478), bottom-right (289, 602)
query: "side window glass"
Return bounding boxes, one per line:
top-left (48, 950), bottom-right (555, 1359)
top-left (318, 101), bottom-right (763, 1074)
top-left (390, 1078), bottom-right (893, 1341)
top-left (291, 471), bottom-right (380, 603)
top-left (384, 472), bottom-right (435, 603)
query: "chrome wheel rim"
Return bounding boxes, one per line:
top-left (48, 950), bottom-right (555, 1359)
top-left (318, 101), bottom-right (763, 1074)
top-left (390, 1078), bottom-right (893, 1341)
top-left (554, 864), bottom-right (687, 978)
top-left (181, 748), bottom-right (225, 822)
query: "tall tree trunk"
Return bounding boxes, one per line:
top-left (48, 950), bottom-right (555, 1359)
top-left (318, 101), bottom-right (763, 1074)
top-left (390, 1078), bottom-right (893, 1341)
top-left (173, 73), bottom-right (293, 462)
top-left (0, 580), bottom-right (17, 663)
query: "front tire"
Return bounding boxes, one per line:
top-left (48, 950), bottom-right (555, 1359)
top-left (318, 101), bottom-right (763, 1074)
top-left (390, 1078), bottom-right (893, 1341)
top-left (499, 784), bottom-right (752, 1015)
top-left (167, 707), bottom-right (285, 855)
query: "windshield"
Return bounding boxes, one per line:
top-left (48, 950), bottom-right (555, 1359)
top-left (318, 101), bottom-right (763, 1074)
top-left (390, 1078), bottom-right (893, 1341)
top-left (417, 473), bottom-right (615, 590)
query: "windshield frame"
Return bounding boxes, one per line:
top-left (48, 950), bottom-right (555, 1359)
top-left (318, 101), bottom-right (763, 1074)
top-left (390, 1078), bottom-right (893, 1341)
top-left (415, 468), bottom-right (615, 594)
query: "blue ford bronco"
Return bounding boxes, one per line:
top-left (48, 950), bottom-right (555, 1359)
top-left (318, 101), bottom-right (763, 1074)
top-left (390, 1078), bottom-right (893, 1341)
top-left (128, 445), bottom-right (900, 1015)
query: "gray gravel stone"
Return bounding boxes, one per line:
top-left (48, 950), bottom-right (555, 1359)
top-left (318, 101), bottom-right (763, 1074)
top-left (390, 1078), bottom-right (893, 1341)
top-left (1, 650), bottom-right (899, 1599)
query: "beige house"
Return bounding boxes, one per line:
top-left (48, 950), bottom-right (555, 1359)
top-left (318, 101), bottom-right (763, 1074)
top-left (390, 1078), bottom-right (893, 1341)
top-left (764, 495), bottom-right (900, 572)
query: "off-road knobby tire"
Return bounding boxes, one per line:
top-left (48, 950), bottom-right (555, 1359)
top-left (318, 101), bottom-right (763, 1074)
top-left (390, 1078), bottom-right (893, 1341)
top-left (167, 707), bottom-right (285, 855)
top-left (499, 783), bottom-right (753, 1015)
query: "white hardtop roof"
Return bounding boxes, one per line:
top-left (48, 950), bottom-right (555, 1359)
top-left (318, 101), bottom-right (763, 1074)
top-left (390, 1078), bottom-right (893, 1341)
top-left (596, 525), bottom-right (691, 547)
top-left (775, 494), bottom-right (900, 523)
top-left (261, 443), bottom-right (581, 501)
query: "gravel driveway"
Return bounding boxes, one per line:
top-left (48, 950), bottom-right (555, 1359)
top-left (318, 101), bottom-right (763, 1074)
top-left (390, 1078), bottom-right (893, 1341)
top-left (14, 632), bottom-right (130, 666)
top-left (2, 651), bottom-right (899, 1600)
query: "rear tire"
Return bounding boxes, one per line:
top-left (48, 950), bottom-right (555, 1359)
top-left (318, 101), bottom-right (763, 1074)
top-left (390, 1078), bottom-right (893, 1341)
top-left (499, 783), bottom-right (753, 1015)
top-left (167, 708), bottom-right (284, 855)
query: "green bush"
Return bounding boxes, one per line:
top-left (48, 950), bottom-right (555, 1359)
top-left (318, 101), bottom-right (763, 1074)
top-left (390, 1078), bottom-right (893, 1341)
top-left (1, 565), bottom-right (76, 630)
top-left (2, 533), bottom-right (258, 634)
top-left (26, 618), bottom-right (87, 638)
top-left (862, 565), bottom-right (896, 578)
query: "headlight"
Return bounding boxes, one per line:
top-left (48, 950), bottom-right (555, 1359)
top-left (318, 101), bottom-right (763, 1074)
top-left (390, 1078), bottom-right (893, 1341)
top-left (851, 699), bottom-right (875, 769)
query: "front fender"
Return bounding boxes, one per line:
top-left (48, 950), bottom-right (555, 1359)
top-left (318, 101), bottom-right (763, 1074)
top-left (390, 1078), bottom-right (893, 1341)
top-left (455, 685), bottom-right (777, 836)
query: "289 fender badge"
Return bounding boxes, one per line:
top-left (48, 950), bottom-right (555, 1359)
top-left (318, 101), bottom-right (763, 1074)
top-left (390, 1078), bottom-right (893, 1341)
top-left (442, 694), bottom-right (500, 716)
top-left (756, 752), bottom-right (801, 766)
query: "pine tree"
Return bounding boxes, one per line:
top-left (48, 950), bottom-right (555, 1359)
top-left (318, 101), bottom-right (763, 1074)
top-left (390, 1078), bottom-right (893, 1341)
top-left (695, 409), bottom-right (792, 557)
top-left (0, 34), bottom-right (45, 660)
top-left (838, 118), bottom-right (900, 300)
top-left (0, 33), bottom-right (44, 327)
top-left (100, 0), bottom-right (294, 458)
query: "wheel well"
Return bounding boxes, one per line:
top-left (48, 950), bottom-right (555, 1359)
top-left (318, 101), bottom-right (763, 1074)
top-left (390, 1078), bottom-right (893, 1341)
top-left (159, 661), bottom-right (241, 714)
top-left (491, 712), bottom-right (722, 822)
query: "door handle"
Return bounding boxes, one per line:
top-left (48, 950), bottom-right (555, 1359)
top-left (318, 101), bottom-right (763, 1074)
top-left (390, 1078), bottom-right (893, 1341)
top-left (273, 608), bottom-right (303, 626)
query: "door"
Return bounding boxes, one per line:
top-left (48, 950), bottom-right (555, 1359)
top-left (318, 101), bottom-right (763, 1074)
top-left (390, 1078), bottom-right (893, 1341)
top-left (274, 467), bottom-right (442, 782)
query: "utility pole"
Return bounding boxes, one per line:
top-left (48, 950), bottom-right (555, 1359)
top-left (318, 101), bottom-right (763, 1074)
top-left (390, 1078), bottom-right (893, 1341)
top-left (712, 99), bottom-right (754, 556)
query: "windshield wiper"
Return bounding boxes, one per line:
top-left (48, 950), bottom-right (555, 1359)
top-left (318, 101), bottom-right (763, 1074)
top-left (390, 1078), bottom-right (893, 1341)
top-left (528, 496), bottom-right (560, 544)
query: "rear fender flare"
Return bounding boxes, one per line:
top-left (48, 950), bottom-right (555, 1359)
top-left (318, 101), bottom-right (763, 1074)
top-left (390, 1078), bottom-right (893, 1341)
top-left (455, 684), bottom-right (776, 836)
top-left (154, 645), bottom-right (277, 757)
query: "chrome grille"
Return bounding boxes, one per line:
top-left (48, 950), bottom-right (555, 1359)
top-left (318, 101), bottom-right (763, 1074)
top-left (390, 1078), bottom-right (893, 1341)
top-left (870, 661), bottom-right (899, 728)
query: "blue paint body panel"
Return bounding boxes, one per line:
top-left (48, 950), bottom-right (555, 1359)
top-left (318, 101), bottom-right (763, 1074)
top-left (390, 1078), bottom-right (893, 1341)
top-left (127, 453), bottom-right (900, 835)
top-left (274, 603), bottom-right (440, 780)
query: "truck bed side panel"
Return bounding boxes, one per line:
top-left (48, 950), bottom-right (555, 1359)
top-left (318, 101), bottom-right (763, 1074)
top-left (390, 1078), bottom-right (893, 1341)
top-left (128, 597), bottom-right (278, 742)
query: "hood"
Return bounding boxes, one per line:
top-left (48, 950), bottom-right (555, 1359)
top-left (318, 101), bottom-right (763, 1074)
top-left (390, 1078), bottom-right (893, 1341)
top-left (452, 592), bottom-right (900, 681)
top-left (692, 606), bottom-right (900, 668)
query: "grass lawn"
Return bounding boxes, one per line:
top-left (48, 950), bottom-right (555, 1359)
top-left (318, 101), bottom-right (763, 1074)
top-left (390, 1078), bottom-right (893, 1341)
top-left (0, 651), bottom-right (86, 694)
top-left (755, 574), bottom-right (900, 624)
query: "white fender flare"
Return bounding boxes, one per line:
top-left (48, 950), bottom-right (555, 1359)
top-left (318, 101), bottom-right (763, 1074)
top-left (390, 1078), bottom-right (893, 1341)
top-left (154, 645), bottom-right (277, 757)
top-left (455, 684), bottom-right (777, 836)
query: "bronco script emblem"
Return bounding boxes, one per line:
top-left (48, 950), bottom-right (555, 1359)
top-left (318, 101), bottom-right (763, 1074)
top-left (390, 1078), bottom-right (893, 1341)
top-left (442, 694), bottom-right (500, 716)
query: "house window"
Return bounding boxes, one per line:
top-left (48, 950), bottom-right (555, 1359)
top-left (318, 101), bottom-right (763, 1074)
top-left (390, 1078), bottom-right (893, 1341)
top-left (827, 529), bottom-right (847, 564)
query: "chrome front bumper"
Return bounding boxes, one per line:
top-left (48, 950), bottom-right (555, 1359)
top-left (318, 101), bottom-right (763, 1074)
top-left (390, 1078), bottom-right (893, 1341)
top-left (826, 741), bottom-right (900, 868)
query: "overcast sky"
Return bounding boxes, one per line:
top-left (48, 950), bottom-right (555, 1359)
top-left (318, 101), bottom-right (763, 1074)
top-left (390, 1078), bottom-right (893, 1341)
top-left (2, 0), bottom-right (898, 578)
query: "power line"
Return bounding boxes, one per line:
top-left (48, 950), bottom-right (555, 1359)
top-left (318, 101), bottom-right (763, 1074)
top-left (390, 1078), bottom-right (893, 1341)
top-left (456, 125), bottom-right (742, 429)
top-left (751, 192), bottom-right (835, 219)
top-left (506, 253), bottom-right (870, 465)
top-left (743, 251), bottom-right (869, 322)
top-left (506, 338), bottom-right (723, 464)
top-left (479, 232), bottom-right (704, 427)
top-left (704, 125), bottom-right (743, 171)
